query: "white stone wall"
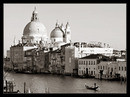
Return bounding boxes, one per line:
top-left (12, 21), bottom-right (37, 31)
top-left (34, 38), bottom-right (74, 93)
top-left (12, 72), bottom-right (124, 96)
top-left (117, 61), bottom-right (126, 78)
top-left (51, 37), bottom-right (63, 43)
top-left (65, 46), bottom-right (78, 74)
top-left (78, 59), bottom-right (97, 76)
top-left (10, 46), bottom-right (24, 63)
top-left (96, 61), bottom-right (126, 79)
top-left (78, 47), bottom-right (113, 56)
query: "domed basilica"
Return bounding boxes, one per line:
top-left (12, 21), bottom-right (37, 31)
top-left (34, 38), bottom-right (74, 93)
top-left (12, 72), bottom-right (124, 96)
top-left (21, 7), bottom-right (71, 49)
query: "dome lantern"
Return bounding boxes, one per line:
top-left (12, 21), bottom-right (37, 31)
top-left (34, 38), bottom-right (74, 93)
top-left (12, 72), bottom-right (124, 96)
top-left (31, 6), bottom-right (39, 22)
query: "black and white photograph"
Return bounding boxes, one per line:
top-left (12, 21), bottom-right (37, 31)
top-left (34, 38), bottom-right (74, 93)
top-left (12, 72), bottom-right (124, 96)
top-left (3, 4), bottom-right (126, 94)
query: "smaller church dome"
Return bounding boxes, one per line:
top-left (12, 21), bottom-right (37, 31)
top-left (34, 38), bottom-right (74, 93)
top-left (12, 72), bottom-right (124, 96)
top-left (50, 27), bottom-right (64, 38)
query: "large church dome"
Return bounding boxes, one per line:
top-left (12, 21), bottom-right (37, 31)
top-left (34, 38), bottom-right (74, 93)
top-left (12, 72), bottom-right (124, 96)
top-left (23, 21), bottom-right (47, 37)
top-left (22, 7), bottom-right (48, 44)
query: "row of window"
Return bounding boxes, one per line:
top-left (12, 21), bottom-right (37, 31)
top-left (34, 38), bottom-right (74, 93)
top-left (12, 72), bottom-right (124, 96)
top-left (98, 66), bottom-right (107, 70)
top-left (119, 66), bottom-right (126, 71)
top-left (79, 67), bottom-right (95, 70)
top-left (79, 60), bottom-right (96, 65)
top-left (79, 66), bottom-right (126, 72)
top-left (79, 70), bottom-right (96, 75)
top-left (98, 66), bottom-right (126, 71)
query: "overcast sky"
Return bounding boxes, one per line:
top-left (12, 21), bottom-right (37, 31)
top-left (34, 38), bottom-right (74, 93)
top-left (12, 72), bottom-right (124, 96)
top-left (4, 4), bottom-right (126, 56)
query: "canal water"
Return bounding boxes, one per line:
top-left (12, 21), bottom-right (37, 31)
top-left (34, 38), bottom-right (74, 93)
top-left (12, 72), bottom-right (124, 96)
top-left (4, 72), bottom-right (127, 93)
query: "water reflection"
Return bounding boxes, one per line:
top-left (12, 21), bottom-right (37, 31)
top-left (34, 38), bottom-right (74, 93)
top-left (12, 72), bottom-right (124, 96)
top-left (5, 72), bottom-right (126, 93)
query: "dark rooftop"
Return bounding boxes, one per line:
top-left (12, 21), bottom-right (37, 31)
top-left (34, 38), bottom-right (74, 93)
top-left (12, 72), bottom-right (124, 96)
top-left (79, 54), bottom-right (104, 59)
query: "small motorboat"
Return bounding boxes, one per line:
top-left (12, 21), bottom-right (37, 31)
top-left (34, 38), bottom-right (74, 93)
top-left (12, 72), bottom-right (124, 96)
top-left (85, 83), bottom-right (99, 90)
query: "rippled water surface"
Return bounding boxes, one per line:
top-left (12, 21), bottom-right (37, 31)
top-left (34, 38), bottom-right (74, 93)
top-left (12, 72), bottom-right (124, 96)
top-left (5, 72), bottom-right (127, 93)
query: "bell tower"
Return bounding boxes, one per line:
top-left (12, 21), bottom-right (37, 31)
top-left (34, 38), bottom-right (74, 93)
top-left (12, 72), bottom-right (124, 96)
top-left (65, 22), bottom-right (71, 43)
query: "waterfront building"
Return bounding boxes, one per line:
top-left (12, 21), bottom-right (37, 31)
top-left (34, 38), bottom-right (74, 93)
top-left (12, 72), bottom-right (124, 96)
top-left (49, 49), bottom-right (62, 74)
top-left (24, 48), bottom-right (35, 71)
top-left (35, 49), bottom-right (45, 73)
top-left (44, 51), bottom-right (51, 73)
top-left (95, 61), bottom-right (117, 79)
top-left (10, 43), bottom-right (38, 71)
top-left (95, 61), bottom-right (126, 80)
top-left (24, 47), bottom-right (47, 73)
top-left (4, 58), bottom-right (12, 71)
top-left (78, 54), bottom-right (126, 79)
top-left (78, 55), bottom-right (98, 77)
top-left (65, 44), bottom-right (78, 75)
top-left (60, 43), bottom-right (71, 74)
top-left (74, 42), bottom-right (113, 57)
top-left (117, 61), bottom-right (126, 78)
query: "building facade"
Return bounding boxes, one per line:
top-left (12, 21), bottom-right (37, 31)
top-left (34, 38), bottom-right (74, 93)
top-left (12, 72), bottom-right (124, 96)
top-left (78, 55), bottom-right (99, 77)
top-left (74, 42), bottom-right (113, 57)
top-left (95, 61), bottom-right (126, 80)
top-left (49, 49), bottom-right (62, 74)
top-left (35, 49), bottom-right (45, 73)
top-left (65, 45), bottom-right (78, 75)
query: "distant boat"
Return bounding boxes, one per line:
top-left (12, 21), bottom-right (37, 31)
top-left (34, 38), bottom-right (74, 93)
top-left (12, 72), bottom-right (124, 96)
top-left (85, 83), bottom-right (99, 91)
top-left (27, 88), bottom-right (32, 93)
top-left (24, 70), bottom-right (32, 74)
top-left (45, 87), bottom-right (49, 93)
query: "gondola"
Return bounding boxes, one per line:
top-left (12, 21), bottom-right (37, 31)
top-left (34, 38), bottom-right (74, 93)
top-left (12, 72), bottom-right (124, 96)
top-left (85, 83), bottom-right (99, 90)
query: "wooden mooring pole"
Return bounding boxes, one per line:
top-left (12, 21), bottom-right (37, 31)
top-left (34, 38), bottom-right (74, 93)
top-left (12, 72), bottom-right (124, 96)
top-left (24, 82), bottom-right (26, 93)
top-left (6, 80), bottom-right (7, 93)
